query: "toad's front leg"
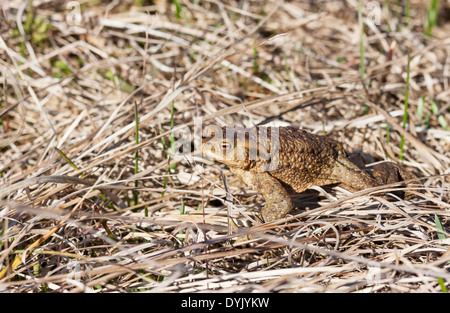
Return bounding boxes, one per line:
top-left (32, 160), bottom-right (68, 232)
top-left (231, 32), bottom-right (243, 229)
top-left (230, 168), bottom-right (293, 223)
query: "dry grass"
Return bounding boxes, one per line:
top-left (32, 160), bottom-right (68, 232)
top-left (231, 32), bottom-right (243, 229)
top-left (0, 0), bottom-right (449, 293)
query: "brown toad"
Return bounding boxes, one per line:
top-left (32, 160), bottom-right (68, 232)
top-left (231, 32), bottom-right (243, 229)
top-left (201, 126), bottom-right (415, 227)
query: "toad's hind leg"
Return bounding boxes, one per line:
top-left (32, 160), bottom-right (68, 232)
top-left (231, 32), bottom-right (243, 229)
top-left (331, 156), bottom-right (380, 191)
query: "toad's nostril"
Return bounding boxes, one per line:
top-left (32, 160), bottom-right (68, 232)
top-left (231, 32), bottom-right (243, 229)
top-left (201, 142), bottom-right (215, 156)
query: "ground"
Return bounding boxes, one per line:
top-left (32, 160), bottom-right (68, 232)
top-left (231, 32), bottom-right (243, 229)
top-left (0, 0), bottom-right (449, 293)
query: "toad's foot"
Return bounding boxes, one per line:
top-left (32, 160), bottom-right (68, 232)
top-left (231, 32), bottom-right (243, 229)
top-left (373, 161), bottom-right (418, 199)
top-left (229, 168), bottom-right (293, 243)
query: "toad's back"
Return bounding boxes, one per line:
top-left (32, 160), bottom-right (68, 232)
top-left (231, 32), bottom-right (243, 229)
top-left (257, 126), bottom-right (345, 192)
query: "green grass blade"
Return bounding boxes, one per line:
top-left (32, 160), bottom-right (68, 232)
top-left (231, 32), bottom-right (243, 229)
top-left (54, 147), bottom-right (80, 172)
top-left (170, 99), bottom-right (176, 170)
top-left (133, 101), bottom-right (139, 207)
top-left (425, 0), bottom-right (440, 36)
top-left (253, 39), bottom-right (259, 72)
top-left (434, 215), bottom-right (448, 292)
top-left (399, 50), bottom-right (411, 161)
top-left (358, 0), bottom-right (366, 81)
top-left (435, 214), bottom-right (447, 240)
top-left (404, 0), bottom-right (410, 27)
top-left (417, 96), bottom-right (425, 121)
top-left (180, 202), bottom-right (185, 215)
top-left (438, 278), bottom-right (448, 293)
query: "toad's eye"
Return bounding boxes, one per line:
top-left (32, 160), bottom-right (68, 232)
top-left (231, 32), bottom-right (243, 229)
top-left (221, 141), bottom-right (231, 151)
